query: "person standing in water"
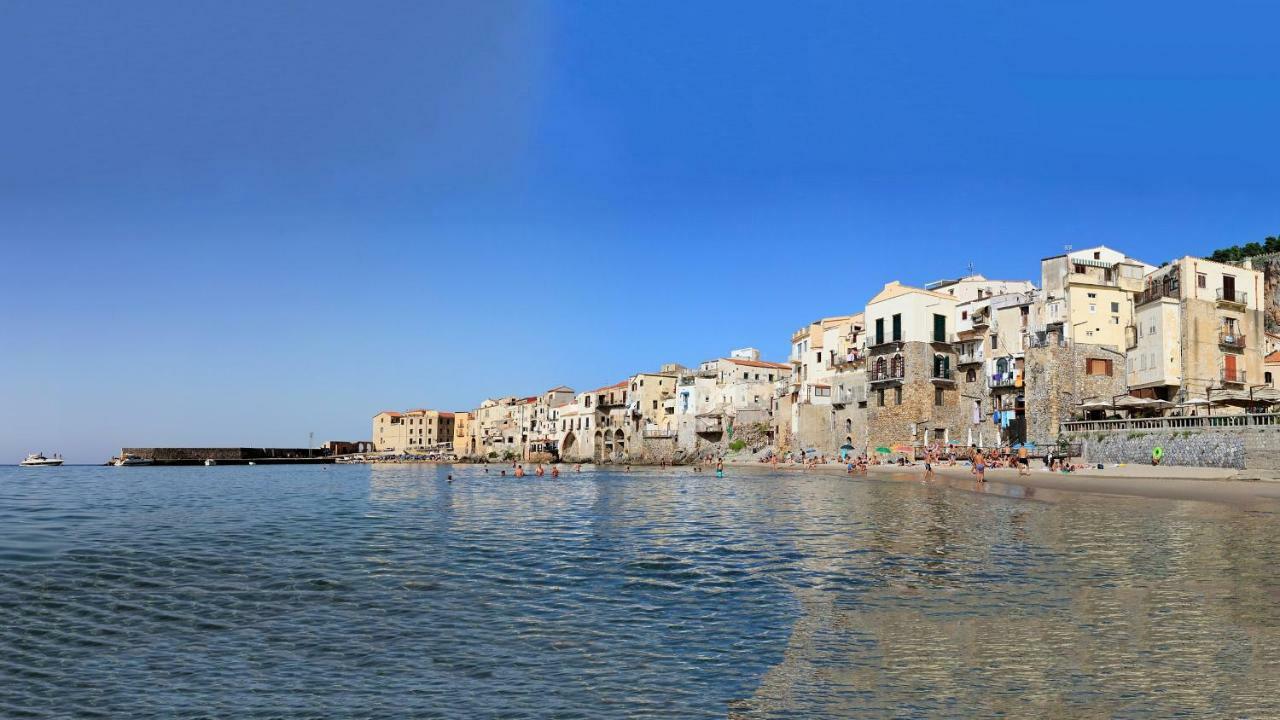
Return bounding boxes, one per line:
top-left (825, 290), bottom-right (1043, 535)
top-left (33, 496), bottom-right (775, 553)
top-left (535, 464), bottom-right (544, 477)
top-left (514, 465), bottom-right (525, 478)
top-left (715, 458), bottom-right (724, 478)
top-left (551, 465), bottom-right (560, 478)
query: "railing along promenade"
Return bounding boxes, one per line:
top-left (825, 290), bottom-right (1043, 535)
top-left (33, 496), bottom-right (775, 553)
top-left (1062, 413), bottom-right (1280, 433)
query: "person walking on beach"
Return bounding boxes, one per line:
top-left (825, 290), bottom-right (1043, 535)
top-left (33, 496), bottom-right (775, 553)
top-left (1017, 445), bottom-right (1029, 476)
top-left (924, 449), bottom-right (935, 480)
top-left (974, 451), bottom-right (986, 483)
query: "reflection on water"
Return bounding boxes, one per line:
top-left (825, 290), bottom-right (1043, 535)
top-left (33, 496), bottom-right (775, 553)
top-left (1, 465), bottom-right (1277, 718)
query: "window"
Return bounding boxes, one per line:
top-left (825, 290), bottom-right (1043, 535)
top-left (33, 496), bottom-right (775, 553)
top-left (652, 400), bottom-right (658, 410)
top-left (892, 314), bottom-right (902, 342)
top-left (1075, 264), bottom-right (1086, 274)
top-left (1089, 303), bottom-right (1097, 313)
top-left (966, 368), bottom-right (976, 382)
top-left (934, 387), bottom-right (944, 406)
top-left (1267, 372), bottom-right (1274, 384)
top-left (1086, 358), bottom-right (1114, 376)
top-left (877, 389), bottom-right (885, 407)
top-left (1111, 302), bottom-right (1119, 313)
top-left (991, 334), bottom-right (999, 350)
top-left (875, 318), bottom-right (885, 345)
top-left (1197, 273), bottom-right (1207, 288)
top-left (894, 387), bottom-right (902, 405)
top-left (933, 314), bottom-right (947, 342)
top-left (961, 310), bottom-right (968, 320)
top-left (1087, 292), bottom-right (1097, 299)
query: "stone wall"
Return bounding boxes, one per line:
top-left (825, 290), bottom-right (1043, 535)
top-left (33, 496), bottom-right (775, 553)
top-left (1024, 336), bottom-right (1126, 447)
top-left (867, 342), bottom-right (966, 449)
top-left (1068, 425), bottom-right (1280, 473)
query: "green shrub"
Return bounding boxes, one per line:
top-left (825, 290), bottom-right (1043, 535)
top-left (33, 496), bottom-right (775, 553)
top-left (487, 451), bottom-right (498, 459)
top-left (728, 439), bottom-right (746, 452)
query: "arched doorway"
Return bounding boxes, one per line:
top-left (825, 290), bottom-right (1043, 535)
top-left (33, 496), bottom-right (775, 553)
top-left (562, 432), bottom-right (577, 459)
top-left (614, 429), bottom-right (625, 460)
top-left (593, 430), bottom-right (604, 463)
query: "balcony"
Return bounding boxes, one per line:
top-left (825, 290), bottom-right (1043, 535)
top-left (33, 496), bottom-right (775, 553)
top-left (1137, 284), bottom-right (1178, 307)
top-left (930, 368), bottom-right (955, 384)
top-left (957, 351), bottom-right (984, 366)
top-left (1221, 369), bottom-right (1247, 385)
top-left (833, 388), bottom-right (862, 405)
top-left (695, 418), bottom-right (724, 433)
top-left (829, 353), bottom-right (864, 370)
top-left (990, 373), bottom-right (1018, 389)
top-left (643, 427), bottom-right (676, 439)
top-left (929, 333), bottom-right (955, 347)
top-left (1218, 331), bottom-right (1246, 351)
top-left (597, 395), bottom-right (628, 407)
top-left (868, 368), bottom-right (904, 384)
top-left (1216, 288), bottom-right (1248, 308)
top-left (867, 336), bottom-right (904, 351)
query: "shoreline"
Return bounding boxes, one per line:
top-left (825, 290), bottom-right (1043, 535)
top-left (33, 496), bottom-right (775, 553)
top-left (728, 459), bottom-right (1280, 507)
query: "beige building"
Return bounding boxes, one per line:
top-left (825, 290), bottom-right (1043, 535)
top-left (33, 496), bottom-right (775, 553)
top-left (372, 409), bottom-right (456, 453)
top-left (451, 411), bottom-right (472, 457)
top-left (1040, 246), bottom-right (1151, 349)
top-left (1127, 256), bottom-right (1266, 403)
top-left (783, 317), bottom-right (866, 455)
top-left (864, 281), bottom-right (965, 451)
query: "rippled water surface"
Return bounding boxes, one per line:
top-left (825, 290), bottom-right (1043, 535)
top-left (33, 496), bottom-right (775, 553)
top-left (2, 464), bottom-right (1279, 718)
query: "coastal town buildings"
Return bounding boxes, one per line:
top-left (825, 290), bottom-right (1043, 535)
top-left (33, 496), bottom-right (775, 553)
top-left (864, 281), bottom-right (966, 451)
top-left (1040, 246), bottom-right (1151, 349)
top-left (451, 411), bottom-right (472, 456)
top-left (368, 242), bottom-right (1279, 465)
top-left (677, 351), bottom-right (790, 457)
top-left (1126, 256), bottom-right (1266, 404)
top-left (781, 316), bottom-right (866, 455)
top-left (372, 409), bottom-right (456, 453)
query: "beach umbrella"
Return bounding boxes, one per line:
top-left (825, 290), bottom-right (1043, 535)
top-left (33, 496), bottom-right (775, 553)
top-left (875, 447), bottom-right (892, 454)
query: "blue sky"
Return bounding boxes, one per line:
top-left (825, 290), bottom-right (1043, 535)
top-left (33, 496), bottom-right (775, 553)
top-left (3, 1), bottom-right (1278, 461)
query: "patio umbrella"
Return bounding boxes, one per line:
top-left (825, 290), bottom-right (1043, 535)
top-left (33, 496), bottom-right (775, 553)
top-left (1250, 388), bottom-right (1280, 404)
top-left (874, 447), bottom-right (892, 454)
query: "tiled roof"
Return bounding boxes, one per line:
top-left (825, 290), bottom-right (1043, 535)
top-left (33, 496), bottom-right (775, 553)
top-left (1266, 351), bottom-right (1280, 363)
top-left (586, 381), bottom-right (628, 394)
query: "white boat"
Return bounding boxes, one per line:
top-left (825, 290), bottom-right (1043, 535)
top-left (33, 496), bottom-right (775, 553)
top-left (114, 454), bottom-right (153, 467)
top-left (204, 459), bottom-right (216, 466)
top-left (20, 453), bottom-right (63, 467)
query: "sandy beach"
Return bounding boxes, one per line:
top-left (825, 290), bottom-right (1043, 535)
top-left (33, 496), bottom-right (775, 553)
top-left (729, 459), bottom-right (1280, 507)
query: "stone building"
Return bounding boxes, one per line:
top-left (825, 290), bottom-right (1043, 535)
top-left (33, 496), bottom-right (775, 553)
top-left (1023, 328), bottom-right (1127, 447)
top-left (1126, 256), bottom-right (1266, 404)
top-left (673, 350), bottom-right (791, 459)
top-left (864, 282), bottom-right (966, 451)
top-left (784, 315), bottom-right (865, 455)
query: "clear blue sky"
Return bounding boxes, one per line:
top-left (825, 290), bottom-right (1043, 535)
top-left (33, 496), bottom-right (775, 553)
top-left (3, 1), bottom-right (1278, 462)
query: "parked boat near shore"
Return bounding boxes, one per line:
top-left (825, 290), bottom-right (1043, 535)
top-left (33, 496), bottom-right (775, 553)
top-left (113, 454), bottom-right (153, 467)
top-left (20, 453), bottom-right (63, 467)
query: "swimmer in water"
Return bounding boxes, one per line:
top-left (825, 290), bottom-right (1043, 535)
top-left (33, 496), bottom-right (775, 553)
top-left (551, 465), bottom-right (560, 478)
top-left (514, 464), bottom-right (525, 478)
